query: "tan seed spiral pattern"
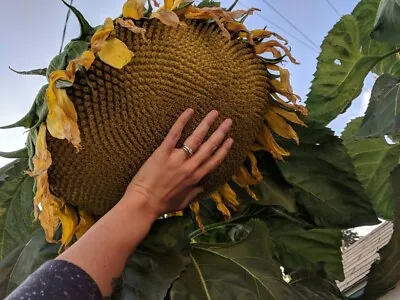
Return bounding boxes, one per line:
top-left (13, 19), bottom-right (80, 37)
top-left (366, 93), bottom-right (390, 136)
top-left (47, 20), bottom-right (268, 216)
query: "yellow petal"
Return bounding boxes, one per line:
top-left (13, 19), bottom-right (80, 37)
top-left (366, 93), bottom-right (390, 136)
top-left (270, 104), bottom-right (306, 127)
top-left (151, 9), bottom-right (180, 27)
top-left (27, 124), bottom-right (52, 177)
top-left (164, 0), bottom-right (174, 10)
top-left (232, 166), bottom-right (260, 200)
top-left (98, 38), bottom-right (134, 69)
top-left (247, 152), bottom-right (263, 182)
top-left (91, 17), bottom-right (115, 53)
top-left (265, 110), bottom-right (299, 144)
top-left (211, 192), bottom-right (231, 220)
top-left (256, 125), bottom-right (290, 160)
top-left (66, 50), bottom-right (95, 74)
top-left (123, 0), bottom-right (145, 19)
top-left (220, 183), bottom-right (240, 210)
top-left (255, 41), bottom-right (298, 64)
top-left (116, 18), bottom-right (147, 41)
top-left (190, 201), bottom-right (204, 232)
top-left (56, 204), bottom-right (78, 250)
top-left (75, 210), bottom-right (95, 239)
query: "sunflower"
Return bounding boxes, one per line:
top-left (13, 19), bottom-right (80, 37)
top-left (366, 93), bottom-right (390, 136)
top-left (1, 0), bottom-right (306, 250)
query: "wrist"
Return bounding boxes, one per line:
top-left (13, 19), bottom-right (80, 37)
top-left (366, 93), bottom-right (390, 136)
top-left (120, 190), bottom-right (160, 223)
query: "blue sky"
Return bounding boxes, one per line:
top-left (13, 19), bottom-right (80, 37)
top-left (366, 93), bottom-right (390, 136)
top-left (0, 0), bottom-right (377, 234)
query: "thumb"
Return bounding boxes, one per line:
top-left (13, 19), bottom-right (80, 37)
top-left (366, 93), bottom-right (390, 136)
top-left (181, 186), bottom-right (204, 209)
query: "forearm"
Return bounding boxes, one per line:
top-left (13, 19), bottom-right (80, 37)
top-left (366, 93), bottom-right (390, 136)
top-left (57, 193), bottom-right (157, 297)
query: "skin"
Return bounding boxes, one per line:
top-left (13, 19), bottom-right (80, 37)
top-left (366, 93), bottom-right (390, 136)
top-left (57, 108), bottom-right (234, 297)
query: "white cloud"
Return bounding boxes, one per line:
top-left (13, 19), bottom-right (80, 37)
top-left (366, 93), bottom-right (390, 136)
top-left (359, 89), bottom-right (371, 115)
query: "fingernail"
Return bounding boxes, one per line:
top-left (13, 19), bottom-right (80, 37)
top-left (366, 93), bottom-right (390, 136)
top-left (211, 110), bottom-right (219, 117)
top-left (227, 138), bottom-right (234, 147)
top-left (225, 119), bottom-right (233, 126)
top-left (186, 108), bottom-right (194, 114)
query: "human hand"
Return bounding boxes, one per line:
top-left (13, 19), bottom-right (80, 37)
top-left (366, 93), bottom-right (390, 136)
top-left (123, 108), bottom-right (233, 220)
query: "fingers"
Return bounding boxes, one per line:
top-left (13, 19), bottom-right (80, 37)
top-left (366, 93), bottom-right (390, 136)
top-left (191, 118), bottom-right (233, 165)
top-left (182, 110), bottom-right (219, 156)
top-left (179, 186), bottom-right (204, 210)
top-left (160, 109), bottom-right (194, 153)
top-left (192, 138), bottom-right (234, 181)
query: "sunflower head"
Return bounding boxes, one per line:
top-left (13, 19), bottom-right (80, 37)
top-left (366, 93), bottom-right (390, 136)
top-left (3, 0), bottom-right (306, 249)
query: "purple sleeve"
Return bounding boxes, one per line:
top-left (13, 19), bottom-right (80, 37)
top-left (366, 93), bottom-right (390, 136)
top-left (6, 260), bottom-right (102, 300)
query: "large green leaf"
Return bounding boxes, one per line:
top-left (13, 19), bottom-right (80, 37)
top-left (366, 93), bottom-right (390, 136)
top-left (306, 15), bottom-right (397, 125)
top-left (290, 269), bottom-right (346, 300)
top-left (0, 229), bottom-right (58, 298)
top-left (361, 166), bottom-right (400, 299)
top-left (343, 117), bottom-right (400, 219)
top-left (169, 220), bottom-right (297, 299)
top-left (357, 74), bottom-right (400, 139)
top-left (352, 0), bottom-right (400, 76)
top-left (0, 159), bottom-right (38, 260)
top-left (371, 0), bottom-right (400, 45)
top-left (277, 122), bottom-right (379, 228)
top-left (267, 219), bottom-right (343, 280)
top-left (112, 218), bottom-right (191, 300)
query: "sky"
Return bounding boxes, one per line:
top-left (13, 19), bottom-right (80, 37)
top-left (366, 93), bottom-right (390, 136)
top-left (0, 0), bottom-right (378, 235)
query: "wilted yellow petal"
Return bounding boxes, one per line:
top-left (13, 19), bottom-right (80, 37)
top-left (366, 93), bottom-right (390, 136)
top-left (123, 0), bottom-right (145, 19)
top-left (265, 110), bottom-right (299, 144)
top-left (27, 124), bottom-right (52, 177)
top-left (98, 38), bottom-right (134, 69)
top-left (220, 183), bottom-right (240, 210)
top-left (256, 125), bottom-right (290, 160)
top-left (33, 173), bottom-right (50, 220)
top-left (211, 192), bottom-right (231, 219)
top-left (190, 201), bottom-right (204, 232)
top-left (39, 195), bottom-right (62, 243)
top-left (91, 18), bottom-right (115, 53)
top-left (164, 0), bottom-right (174, 10)
top-left (232, 166), bottom-right (260, 200)
top-left (66, 50), bottom-right (95, 74)
top-left (56, 204), bottom-right (78, 249)
top-left (247, 152), bottom-right (263, 182)
top-left (151, 9), bottom-right (180, 27)
top-left (255, 41), bottom-right (298, 64)
top-left (270, 104), bottom-right (306, 126)
top-left (116, 18), bottom-right (147, 41)
top-left (271, 93), bottom-right (308, 116)
top-left (226, 8), bottom-right (259, 20)
top-left (240, 29), bottom-right (288, 44)
top-left (75, 210), bottom-right (95, 239)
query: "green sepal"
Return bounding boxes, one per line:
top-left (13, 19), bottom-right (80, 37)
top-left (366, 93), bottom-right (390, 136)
top-left (144, 0), bottom-right (154, 17)
top-left (0, 103), bottom-right (36, 130)
top-left (8, 67), bottom-right (47, 77)
top-left (46, 40), bottom-right (89, 78)
top-left (31, 85), bottom-right (49, 130)
top-left (61, 0), bottom-right (94, 40)
top-left (0, 148), bottom-right (29, 159)
top-left (197, 0), bottom-right (221, 8)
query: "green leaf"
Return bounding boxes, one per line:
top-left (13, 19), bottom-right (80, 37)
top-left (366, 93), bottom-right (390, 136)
top-left (112, 218), bottom-right (191, 300)
top-left (357, 74), bottom-right (400, 139)
top-left (306, 15), bottom-right (397, 125)
top-left (8, 67), bottom-right (47, 76)
top-left (0, 149), bottom-right (29, 159)
top-left (371, 0), bottom-right (400, 45)
top-left (352, 0), bottom-right (400, 76)
top-left (361, 165), bottom-right (400, 299)
top-left (0, 159), bottom-right (38, 260)
top-left (343, 117), bottom-right (400, 219)
top-left (0, 229), bottom-right (58, 298)
top-left (169, 220), bottom-right (297, 299)
top-left (46, 40), bottom-right (90, 78)
top-left (267, 219), bottom-right (343, 280)
top-left (278, 122), bottom-right (379, 228)
top-left (61, 0), bottom-right (94, 40)
top-left (254, 153), bottom-right (296, 213)
top-left (290, 269), bottom-right (346, 300)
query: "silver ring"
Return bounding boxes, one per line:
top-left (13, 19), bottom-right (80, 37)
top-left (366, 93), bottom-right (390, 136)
top-left (182, 144), bottom-right (194, 157)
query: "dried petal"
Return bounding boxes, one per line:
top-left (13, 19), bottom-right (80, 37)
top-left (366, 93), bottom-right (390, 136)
top-left (220, 183), bottom-right (240, 210)
top-left (98, 38), bottom-right (134, 69)
top-left (232, 166), bottom-right (260, 200)
top-left (255, 40), bottom-right (298, 64)
top-left (190, 201), bottom-right (204, 232)
top-left (226, 8), bottom-right (259, 20)
top-left (247, 152), bottom-right (263, 181)
top-left (240, 29), bottom-right (288, 44)
top-left (116, 18), bottom-right (147, 41)
top-left (265, 110), bottom-right (299, 144)
top-left (270, 104), bottom-right (306, 126)
top-left (56, 204), bottom-right (78, 250)
top-left (66, 50), bottom-right (96, 74)
top-left (91, 18), bottom-right (115, 53)
top-left (211, 192), bottom-right (231, 219)
top-left (151, 9), bottom-right (180, 27)
top-left (123, 0), bottom-right (146, 20)
top-left (256, 125), bottom-right (290, 160)
top-left (75, 210), bottom-right (95, 239)
top-left (27, 124), bottom-right (52, 177)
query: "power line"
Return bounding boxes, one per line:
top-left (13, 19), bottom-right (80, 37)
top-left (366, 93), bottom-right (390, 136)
top-left (324, 0), bottom-right (342, 17)
top-left (59, 0), bottom-right (74, 54)
top-left (261, 0), bottom-right (321, 51)
top-left (238, 1), bottom-right (319, 54)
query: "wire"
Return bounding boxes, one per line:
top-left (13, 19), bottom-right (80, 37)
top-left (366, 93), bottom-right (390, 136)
top-left (238, 1), bottom-right (319, 54)
top-left (261, 0), bottom-right (321, 51)
top-left (324, 0), bottom-right (342, 17)
top-left (59, 0), bottom-right (74, 54)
